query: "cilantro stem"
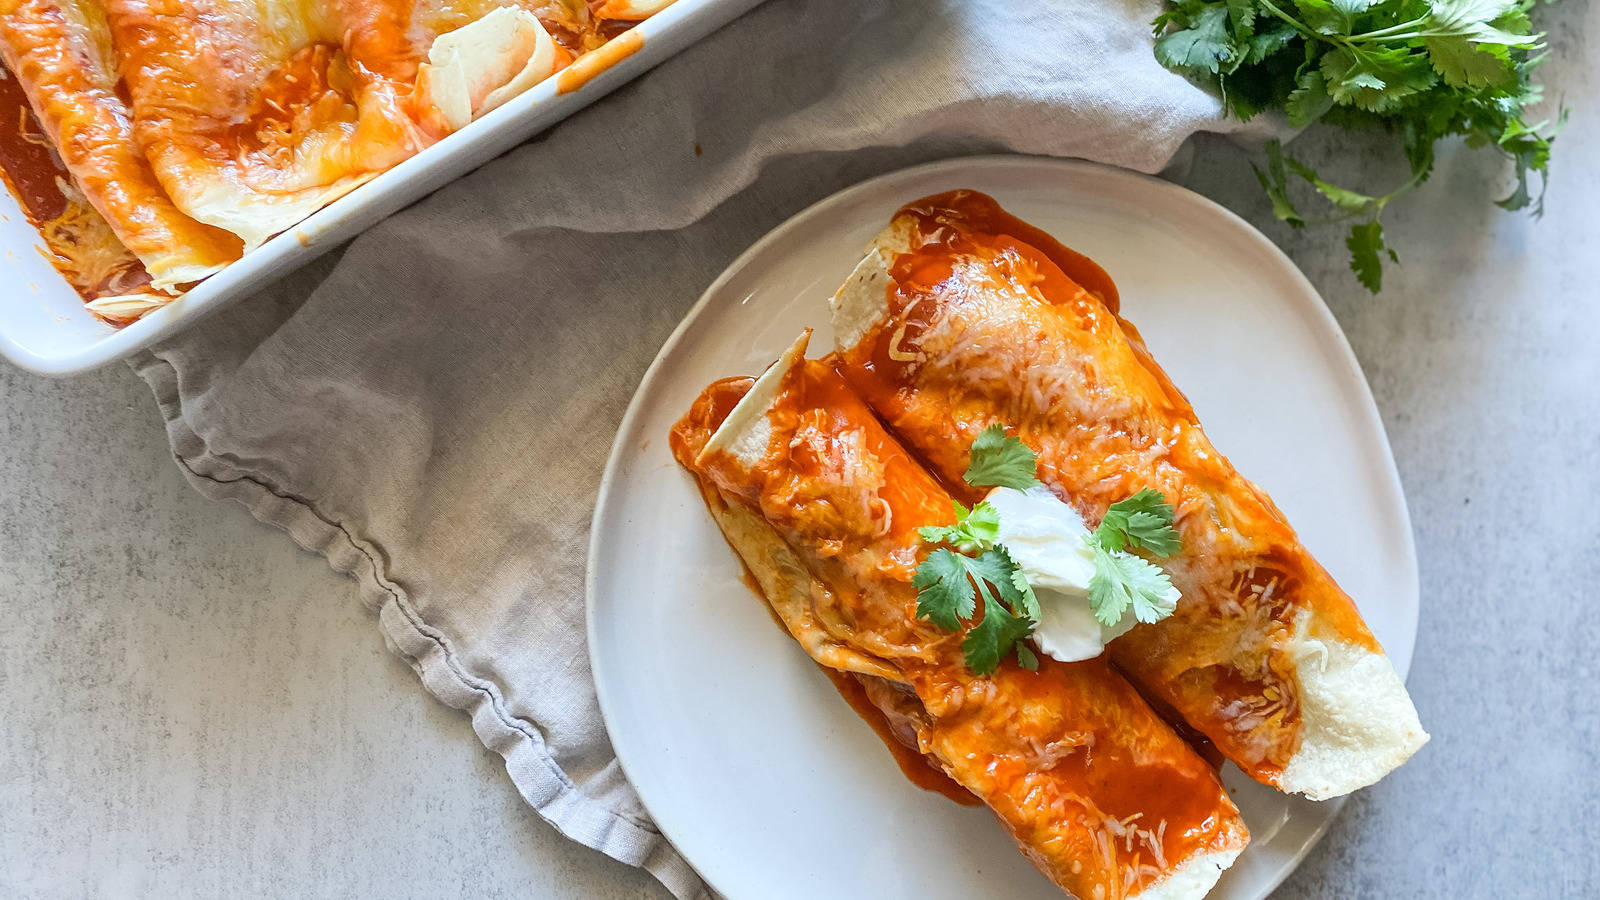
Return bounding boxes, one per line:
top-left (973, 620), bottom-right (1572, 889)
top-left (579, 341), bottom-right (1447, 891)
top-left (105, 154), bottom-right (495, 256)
top-left (1256, 0), bottom-right (1313, 38)
top-left (1345, 16), bottom-right (1430, 43)
top-left (1347, 31), bottom-right (1424, 43)
top-left (1294, 160), bottom-right (1430, 228)
top-left (1255, 0), bottom-right (1362, 54)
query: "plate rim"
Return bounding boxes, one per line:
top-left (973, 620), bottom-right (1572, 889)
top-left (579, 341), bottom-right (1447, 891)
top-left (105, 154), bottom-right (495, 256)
top-left (586, 153), bottom-right (1419, 899)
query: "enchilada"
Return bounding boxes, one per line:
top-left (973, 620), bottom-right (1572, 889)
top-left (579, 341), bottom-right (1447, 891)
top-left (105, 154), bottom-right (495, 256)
top-left (671, 332), bottom-right (1249, 899)
top-left (827, 190), bottom-right (1427, 799)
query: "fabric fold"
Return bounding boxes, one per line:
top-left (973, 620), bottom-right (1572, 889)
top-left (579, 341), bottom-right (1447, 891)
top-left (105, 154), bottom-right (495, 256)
top-left (134, 348), bottom-right (709, 898)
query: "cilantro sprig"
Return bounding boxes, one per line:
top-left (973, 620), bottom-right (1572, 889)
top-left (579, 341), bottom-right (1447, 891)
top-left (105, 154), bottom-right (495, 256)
top-left (912, 501), bottom-right (1040, 674)
top-left (1153, 0), bottom-right (1564, 292)
top-left (917, 499), bottom-right (1000, 553)
top-left (910, 427), bottom-right (1183, 674)
top-left (1085, 492), bottom-right (1183, 627)
top-left (912, 546), bottom-right (1040, 674)
top-left (1093, 488), bottom-right (1183, 556)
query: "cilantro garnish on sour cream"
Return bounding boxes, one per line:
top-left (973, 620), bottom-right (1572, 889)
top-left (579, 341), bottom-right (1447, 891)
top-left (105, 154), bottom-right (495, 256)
top-left (912, 425), bottom-right (1184, 674)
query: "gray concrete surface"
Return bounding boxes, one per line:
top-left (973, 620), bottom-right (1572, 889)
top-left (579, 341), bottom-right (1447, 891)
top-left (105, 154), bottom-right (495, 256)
top-left (2, 8), bottom-right (1596, 896)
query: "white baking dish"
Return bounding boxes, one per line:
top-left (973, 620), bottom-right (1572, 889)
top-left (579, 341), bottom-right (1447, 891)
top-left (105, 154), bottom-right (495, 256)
top-left (0, 0), bottom-right (764, 375)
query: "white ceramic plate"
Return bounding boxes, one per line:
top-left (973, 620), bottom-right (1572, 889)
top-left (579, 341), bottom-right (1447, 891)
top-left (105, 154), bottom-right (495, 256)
top-left (588, 156), bottom-right (1419, 900)
top-left (0, 0), bottom-right (765, 375)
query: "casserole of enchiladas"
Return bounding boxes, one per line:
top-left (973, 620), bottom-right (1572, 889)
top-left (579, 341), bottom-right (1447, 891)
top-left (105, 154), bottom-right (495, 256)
top-left (0, 0), bottom-right (669, 322)
top-left (659, 186), bottom-right (1427, 897)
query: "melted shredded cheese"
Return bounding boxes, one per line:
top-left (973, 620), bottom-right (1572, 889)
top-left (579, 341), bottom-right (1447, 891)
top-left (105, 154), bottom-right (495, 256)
top-left (35, 177), bottom-right (154, 315)
top-left (18, 106), bottom-right (51, 150)
top-left (83, 291), bottom-right (173, 320)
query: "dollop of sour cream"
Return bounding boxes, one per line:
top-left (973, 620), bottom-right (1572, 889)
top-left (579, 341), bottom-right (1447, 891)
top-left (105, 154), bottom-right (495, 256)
top-left (987, 485), bottom-right (1178, 663)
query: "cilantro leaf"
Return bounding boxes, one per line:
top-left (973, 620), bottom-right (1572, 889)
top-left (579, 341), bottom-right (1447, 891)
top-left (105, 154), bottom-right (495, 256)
top-left (1293, 0), bottom-right (1354, 36)
top-left (961, 587), bottom-right (1035, 675)
top-left (1494, 110), bottom-right (1564, 214)
top-left (1427, 0), bottom-right (1538, 45)
top-left (1425, 36), bottom-right (1515, 89)
top-left (917, 500), bottom-right (1001, 552)
top-left (1320, 46), bottom-right (1437, 113)
top-left (1346, 220), bottom-right (1397, 292)
top-left (963, 425), bottom-right (1040, 490)
top-left (1126, 565), bottom-right (1180, 624)
top-left (1330, 0), bottom-right (1377, 14)
top-left (912, 546), bottom-right (1039, 674)
top-left (1245, 24), bottom-right (1296, 64)
top-left (964, 546), bottom-right (1020, 598)
top-left (1015, 643), bottom-right (1039, 671)
top-left (1285, 158), bottom-right (1377, 213)
top-left (1225, 0), bottom-right (1256, 33)
top-left (1094, 489), bottom-right (1182, 557)
top-left (1088, 544), bottom-right (1180, 627)
top-left (1496, 156), bottom-right (1533, 212)
top-left (1153, 5), bottom-right (1238, 75)
top-left (1086, 544), bottom-right (1130, 627)
top-left (1254, 139), bottom-right (1304, 227)
top-left (1008, 562), bottom-right (1042, 621)
top-left (1284, 70), bottom-right (1334, 129)
top-left (912, 548), bottom-right (978, 631)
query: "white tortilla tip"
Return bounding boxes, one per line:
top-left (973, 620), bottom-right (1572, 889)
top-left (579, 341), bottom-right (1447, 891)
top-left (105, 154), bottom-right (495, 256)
top-left (171, 172), bottom-right (377, 251)
top-left (828, 249), bottom-right (892, 354)
top-left (83, 292), bottom-right (175, 319)
top-left (1277, 621), bottom-right (1429, 800)
top-left (1130, 844), bottom-right (1246, 900)
top-left (696, 330), bottom-right (810, 468)
top-left (829, 217), bottom-right (920, 353)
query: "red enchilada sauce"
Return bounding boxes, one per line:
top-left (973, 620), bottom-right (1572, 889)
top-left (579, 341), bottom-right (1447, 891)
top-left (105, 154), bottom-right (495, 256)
top-left (895, 188), bottom-right (1121, 311)
top-left (822, 669), bottom-right (980, 807)
top-left (0, 65), bottom-right (151, 309)
top-left (880, 191), bottom-right (1203, 427)
top-left (0, 66), bottom-right (64, 219)
top-left (670, 375), bottom-right (978, 807)
top-left (837, 189), bottom-right (1157, 459)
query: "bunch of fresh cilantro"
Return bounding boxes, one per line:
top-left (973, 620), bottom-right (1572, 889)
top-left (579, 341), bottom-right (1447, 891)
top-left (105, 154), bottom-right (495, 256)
top-left (911, 426), bottom-right (1182, 675)
top-left (1152, 0), bottom-right (1563, 291)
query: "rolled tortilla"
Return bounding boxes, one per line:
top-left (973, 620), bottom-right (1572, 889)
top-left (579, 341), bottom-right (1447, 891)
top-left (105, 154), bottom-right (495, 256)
top-left (101, 0), bottom-right (572, 249)
top-left (414, 7), bottom-right (561, 133)
top-left (828, 190), bottom-right (1427, 800)
top-left (0, 0), bottom-right (241, 288)
top-left (672, 332), bottom-right (1248, 899)
top-left (2, 0), bottom-right (642, 290)
top-left (103, 0), bottom-right (421, 249)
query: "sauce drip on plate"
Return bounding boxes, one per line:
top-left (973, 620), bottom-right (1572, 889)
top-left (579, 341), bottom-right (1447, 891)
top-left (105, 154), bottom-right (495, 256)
top-left (823, 668), bottom-right (980, 807)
